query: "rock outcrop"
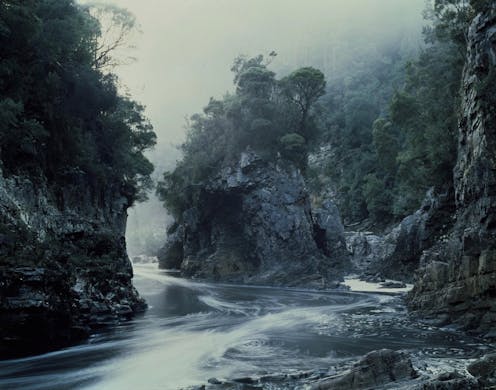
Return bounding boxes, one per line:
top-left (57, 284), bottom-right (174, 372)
top-left (407, 7), bottom-right (496, 335)
top-left (346, 188), bottom-right (454, 282)
top-left (312, 349), bottom-right (418, 390)
top-left (313, 199), bottom-right (350, 265)
top-left (468, 353), bottom-right (496, 388)
top-left (0, 168), bottom-right (145, 358)
top-left (158, 151), bottom-right (349, 287)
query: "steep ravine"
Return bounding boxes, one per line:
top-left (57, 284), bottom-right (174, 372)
top-left (345, 6), bottom-right (496, 337)
top-left (0, 168), bottom-right (145, 358)
top-left (407, 6), bottom-right (496, 335)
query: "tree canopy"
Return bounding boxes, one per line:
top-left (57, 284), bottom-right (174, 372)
top-left (157, 56), bottom-right (326, 218)
top-left (0, 0), bottom-right (155, 204)
top-left (310, 0), bottom-right (482, 225)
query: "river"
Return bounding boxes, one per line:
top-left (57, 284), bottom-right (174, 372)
top-left (0, 264), bottom-right (487, 390)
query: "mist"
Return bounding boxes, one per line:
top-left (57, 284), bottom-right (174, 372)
top-left (89, 0), bottom-right (426, 256)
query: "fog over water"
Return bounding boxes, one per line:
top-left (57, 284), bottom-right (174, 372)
top-left (82, 0), bottom-right (425, 254)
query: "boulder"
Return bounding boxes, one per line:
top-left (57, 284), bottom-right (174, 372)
top-left (312, 349), bottom-right (418, 389)
top-left (415, 372), bottom-right (480, 390)
top-left (467, 353), bottom-right (496, 388)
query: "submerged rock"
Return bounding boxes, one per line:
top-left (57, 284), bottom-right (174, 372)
top-left (0, 168), bottom-right (145, 358)
top-left (158, 151), bottom-right (349, 287)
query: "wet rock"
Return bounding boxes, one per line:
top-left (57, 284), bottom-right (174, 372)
top-left (467, 353), bottom-right (496, 387)
top-left (0, 166), bottom-right (145, 358)
top-left (132, 255), bottom-right (158, 264)
top-left (380, 281), bottom-right (407, 289)
top-left (159, 150), bottom-right (349, 287)
top-left (416, 372), bottom-right (481, 390)
top-left (157, 225), bottom-right (184, 269)
top-left (346, 188), bottom-right (454, 283)
top-left (407, 6), bottom-right (496, 333)
top-left (312, 349), bottom-right (418, 389)
top-left (313, 200), bottom-right (349, 265)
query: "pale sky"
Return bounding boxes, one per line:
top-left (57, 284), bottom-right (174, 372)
top-left (83, 0), bottom-right (425, 158)
top-left (79, 0), bottom-right (426, 249)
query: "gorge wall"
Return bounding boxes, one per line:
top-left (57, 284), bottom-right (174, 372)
top-left (0, 169), bottom-right (145, 358)
top-left (158, 151), bottom-right (349, 288)
top-left (407, 6), bottom-right (496, 335)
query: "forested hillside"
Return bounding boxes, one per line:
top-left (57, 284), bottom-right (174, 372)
top-left (0, 0), bottom-right (156, 204)
top-left (0, 0), bottom-right (156, 357)
top-left (312, 0), bottom-right (491, 225)
top-left (159, 0), bottom-right (490, 229)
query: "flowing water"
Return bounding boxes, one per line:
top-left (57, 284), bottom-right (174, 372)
top-left (0, 264), bottom-right (488, 390)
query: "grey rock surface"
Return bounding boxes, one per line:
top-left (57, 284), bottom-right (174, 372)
top-left (467, 353), bottom-right (496, 388)
top-left (0, 168), bottom-right (145, 358)
top-left (346, 188), bottom-right (454, 283)
top-left (159, 151), bottom-right (349, 287)
top-left (313, 200), bottom-right (349, 265)
top-left (415, 372), bottom-right (481, 390)
top-left (407, 7), bottom-right (496, 334)
top-left (312, 349), bottom-right (418, 390)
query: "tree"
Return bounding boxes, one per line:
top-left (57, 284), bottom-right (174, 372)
top-left (83, 2), bottom-right (140, 71)
top-left (280, 67), bottom-right (326, 137)
top-left (157, 56), bottom-right (327, 220)
top-left (0, 0), bottom-right (156, 205)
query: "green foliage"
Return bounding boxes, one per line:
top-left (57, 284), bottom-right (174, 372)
top-left (317, 0), bottom-right (479, 224)
top-left (280, 133), bottom-right (307, 169)
top-left (0, 0), bottom-right (155, 204)
top-left (279, 67), bottom-right (326, 139)
top-left (319, 41), bottom-right (409, 222)
top-left (157, 56), bottom-right (326, 219)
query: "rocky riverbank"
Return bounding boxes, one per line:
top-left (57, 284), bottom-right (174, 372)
top-left (0, 168), bottom-right (145, 358)
top-left (407, 6), bottom-right (496, 335)
top-left (342, 6), bottom-right (496, 337)
top-left (185, 349), bottom-right (496, 390)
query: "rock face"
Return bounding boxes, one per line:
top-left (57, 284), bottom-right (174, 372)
top-left (346, 188), bottom-right (454, 282)
top-left (468, 353), bottom-right (496, 388)
top-left (313, 200), bottom-right (349, 264)
top-left (158, 151), bottom-right (349, 287)
top-left (0, 168), bottom-right (145, 358)
top-left (312, 349), bottom-right (418, 390)
top-left (407, 7), bottom-right (496, 334)
top-left (419, 372), bottom-right (481, 390)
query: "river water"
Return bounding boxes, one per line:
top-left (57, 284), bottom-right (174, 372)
top-left (0, 264), bottom-right (488, 390)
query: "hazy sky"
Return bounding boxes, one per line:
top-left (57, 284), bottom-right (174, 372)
top-left (85, 0), bottom-right (425, 159)
top-left (80, 0), bottom-right (426, 251)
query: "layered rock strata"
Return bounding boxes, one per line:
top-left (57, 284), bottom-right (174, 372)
top-left (407, 7), bottom-right (496, 335)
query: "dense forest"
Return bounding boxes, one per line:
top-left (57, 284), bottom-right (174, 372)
top-left (0, 0), bottom-right (156, 204)
top-left (158, 0), bottom-right (490, 228)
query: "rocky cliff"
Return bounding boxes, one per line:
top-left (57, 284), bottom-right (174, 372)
top-left (158, 151), bottom-right (349, 287)
top-left (346, 188), bottom-right (455, 283)
top-left (407, 7), bottom-right (496, 336)
top-left (0, 168), bottom-right (145, 358)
